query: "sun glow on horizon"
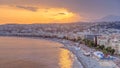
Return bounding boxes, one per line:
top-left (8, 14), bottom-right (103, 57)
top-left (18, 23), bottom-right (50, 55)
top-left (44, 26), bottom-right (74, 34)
top-left (0, 5), bottom-right (83, 24)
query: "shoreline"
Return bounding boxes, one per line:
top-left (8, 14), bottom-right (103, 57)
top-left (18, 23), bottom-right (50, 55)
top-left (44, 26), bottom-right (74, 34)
top-left (0, 36), bottom-right (119, 68)
top-left (0, 36), bottom-right (85, 68)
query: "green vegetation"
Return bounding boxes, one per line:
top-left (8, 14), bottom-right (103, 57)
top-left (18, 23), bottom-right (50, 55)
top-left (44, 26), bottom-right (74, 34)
top-left (83, 39), bottom-right (95, 47)
top-left (62, 36), bottom-right (116, 55)
top-left (82, 39), bottom-right (115, 55)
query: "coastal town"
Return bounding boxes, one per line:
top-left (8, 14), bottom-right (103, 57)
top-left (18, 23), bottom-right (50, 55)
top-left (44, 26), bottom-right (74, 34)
top-left (0, 23), bottom-right (120, 68)
top-left (0, 0), bottom-right (120, 68)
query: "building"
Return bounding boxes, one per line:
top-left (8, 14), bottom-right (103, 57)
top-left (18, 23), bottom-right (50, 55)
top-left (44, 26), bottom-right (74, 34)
top-left (109, 35), bottom-right (120, 54)
top-left (97, 34), bottom-right (120, 54)
top-left (97, 35), bottom-right (109, 47)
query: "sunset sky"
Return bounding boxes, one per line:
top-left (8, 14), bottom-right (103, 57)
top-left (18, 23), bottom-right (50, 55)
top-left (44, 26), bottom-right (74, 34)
top-left (0, 0), bottom-right (120, 24)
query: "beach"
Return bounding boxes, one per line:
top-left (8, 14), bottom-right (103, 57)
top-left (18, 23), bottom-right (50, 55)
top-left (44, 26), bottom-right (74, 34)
top-left (0, 37), bottom-right (83, 68)
top-left (43, 38), bottom-right (119, 68)
top-left (0, 36), bottom-right (119, 68)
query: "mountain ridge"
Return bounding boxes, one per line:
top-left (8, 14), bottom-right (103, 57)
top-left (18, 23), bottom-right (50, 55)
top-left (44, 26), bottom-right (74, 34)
top-left (94, 15), bottom-right (120, 22)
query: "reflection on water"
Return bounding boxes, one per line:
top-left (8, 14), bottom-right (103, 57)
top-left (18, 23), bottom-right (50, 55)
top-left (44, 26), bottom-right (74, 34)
top-left (59, 48), bottom-right (73, 68)
top-left (0, 37), bottom-right (76, 68)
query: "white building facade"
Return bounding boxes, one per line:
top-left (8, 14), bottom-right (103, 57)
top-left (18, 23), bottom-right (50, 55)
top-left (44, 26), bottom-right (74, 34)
top-left (97, 34), bottom-right (120, 54)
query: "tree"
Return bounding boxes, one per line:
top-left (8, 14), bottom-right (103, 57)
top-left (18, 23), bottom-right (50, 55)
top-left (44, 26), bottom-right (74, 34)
top-left (106, 47), bottom-right (112, 52)
top-left (102, 49), bottom-right (108, 55)
top-left (110, 49), bottom-right (115, 55)
top-left (88, 41), bottom-right (95, 47)
top-left (100, 45), bottom-right (105, 50)
top-left (96, 45), bottom-right (100, 50)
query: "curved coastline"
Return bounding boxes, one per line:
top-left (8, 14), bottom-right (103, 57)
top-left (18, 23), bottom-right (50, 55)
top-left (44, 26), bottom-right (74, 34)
top-left (0, 36), bottom-right (84, 68)
top-left (1, 35), bottom-right (118, 68)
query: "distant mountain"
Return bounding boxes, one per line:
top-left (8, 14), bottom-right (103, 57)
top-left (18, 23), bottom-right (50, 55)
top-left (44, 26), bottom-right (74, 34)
top-left (90, 21), bottom-right (120, 29)
top-left (94, 15), bottom-right (120, 22)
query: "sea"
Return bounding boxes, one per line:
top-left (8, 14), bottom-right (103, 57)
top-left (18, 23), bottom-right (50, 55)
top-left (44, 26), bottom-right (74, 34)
top-left (0, 37), bottom-right (83, 68)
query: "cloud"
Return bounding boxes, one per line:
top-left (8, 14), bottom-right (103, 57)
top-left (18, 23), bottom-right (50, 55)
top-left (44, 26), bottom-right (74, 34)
top-left (51, 13), bottom-right (66, 16)
top-left (0, 0), bottom-right (120, 20)
top-left (15, 5), bottom-right (38, 12)
top-left (58, 13), bottom-right (66, 15)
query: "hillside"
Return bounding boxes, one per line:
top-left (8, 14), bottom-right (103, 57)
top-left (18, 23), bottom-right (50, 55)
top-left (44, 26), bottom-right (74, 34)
top-left (90, 21), bottom-right (120, 29)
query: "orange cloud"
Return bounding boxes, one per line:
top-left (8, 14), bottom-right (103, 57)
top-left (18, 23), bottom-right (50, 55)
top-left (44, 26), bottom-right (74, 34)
top-left (0, 5), bottom-right (83, 24)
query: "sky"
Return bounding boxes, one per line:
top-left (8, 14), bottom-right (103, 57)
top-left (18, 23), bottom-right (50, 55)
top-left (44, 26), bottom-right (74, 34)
top-left (0, 0), bottom-right (120, 24)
